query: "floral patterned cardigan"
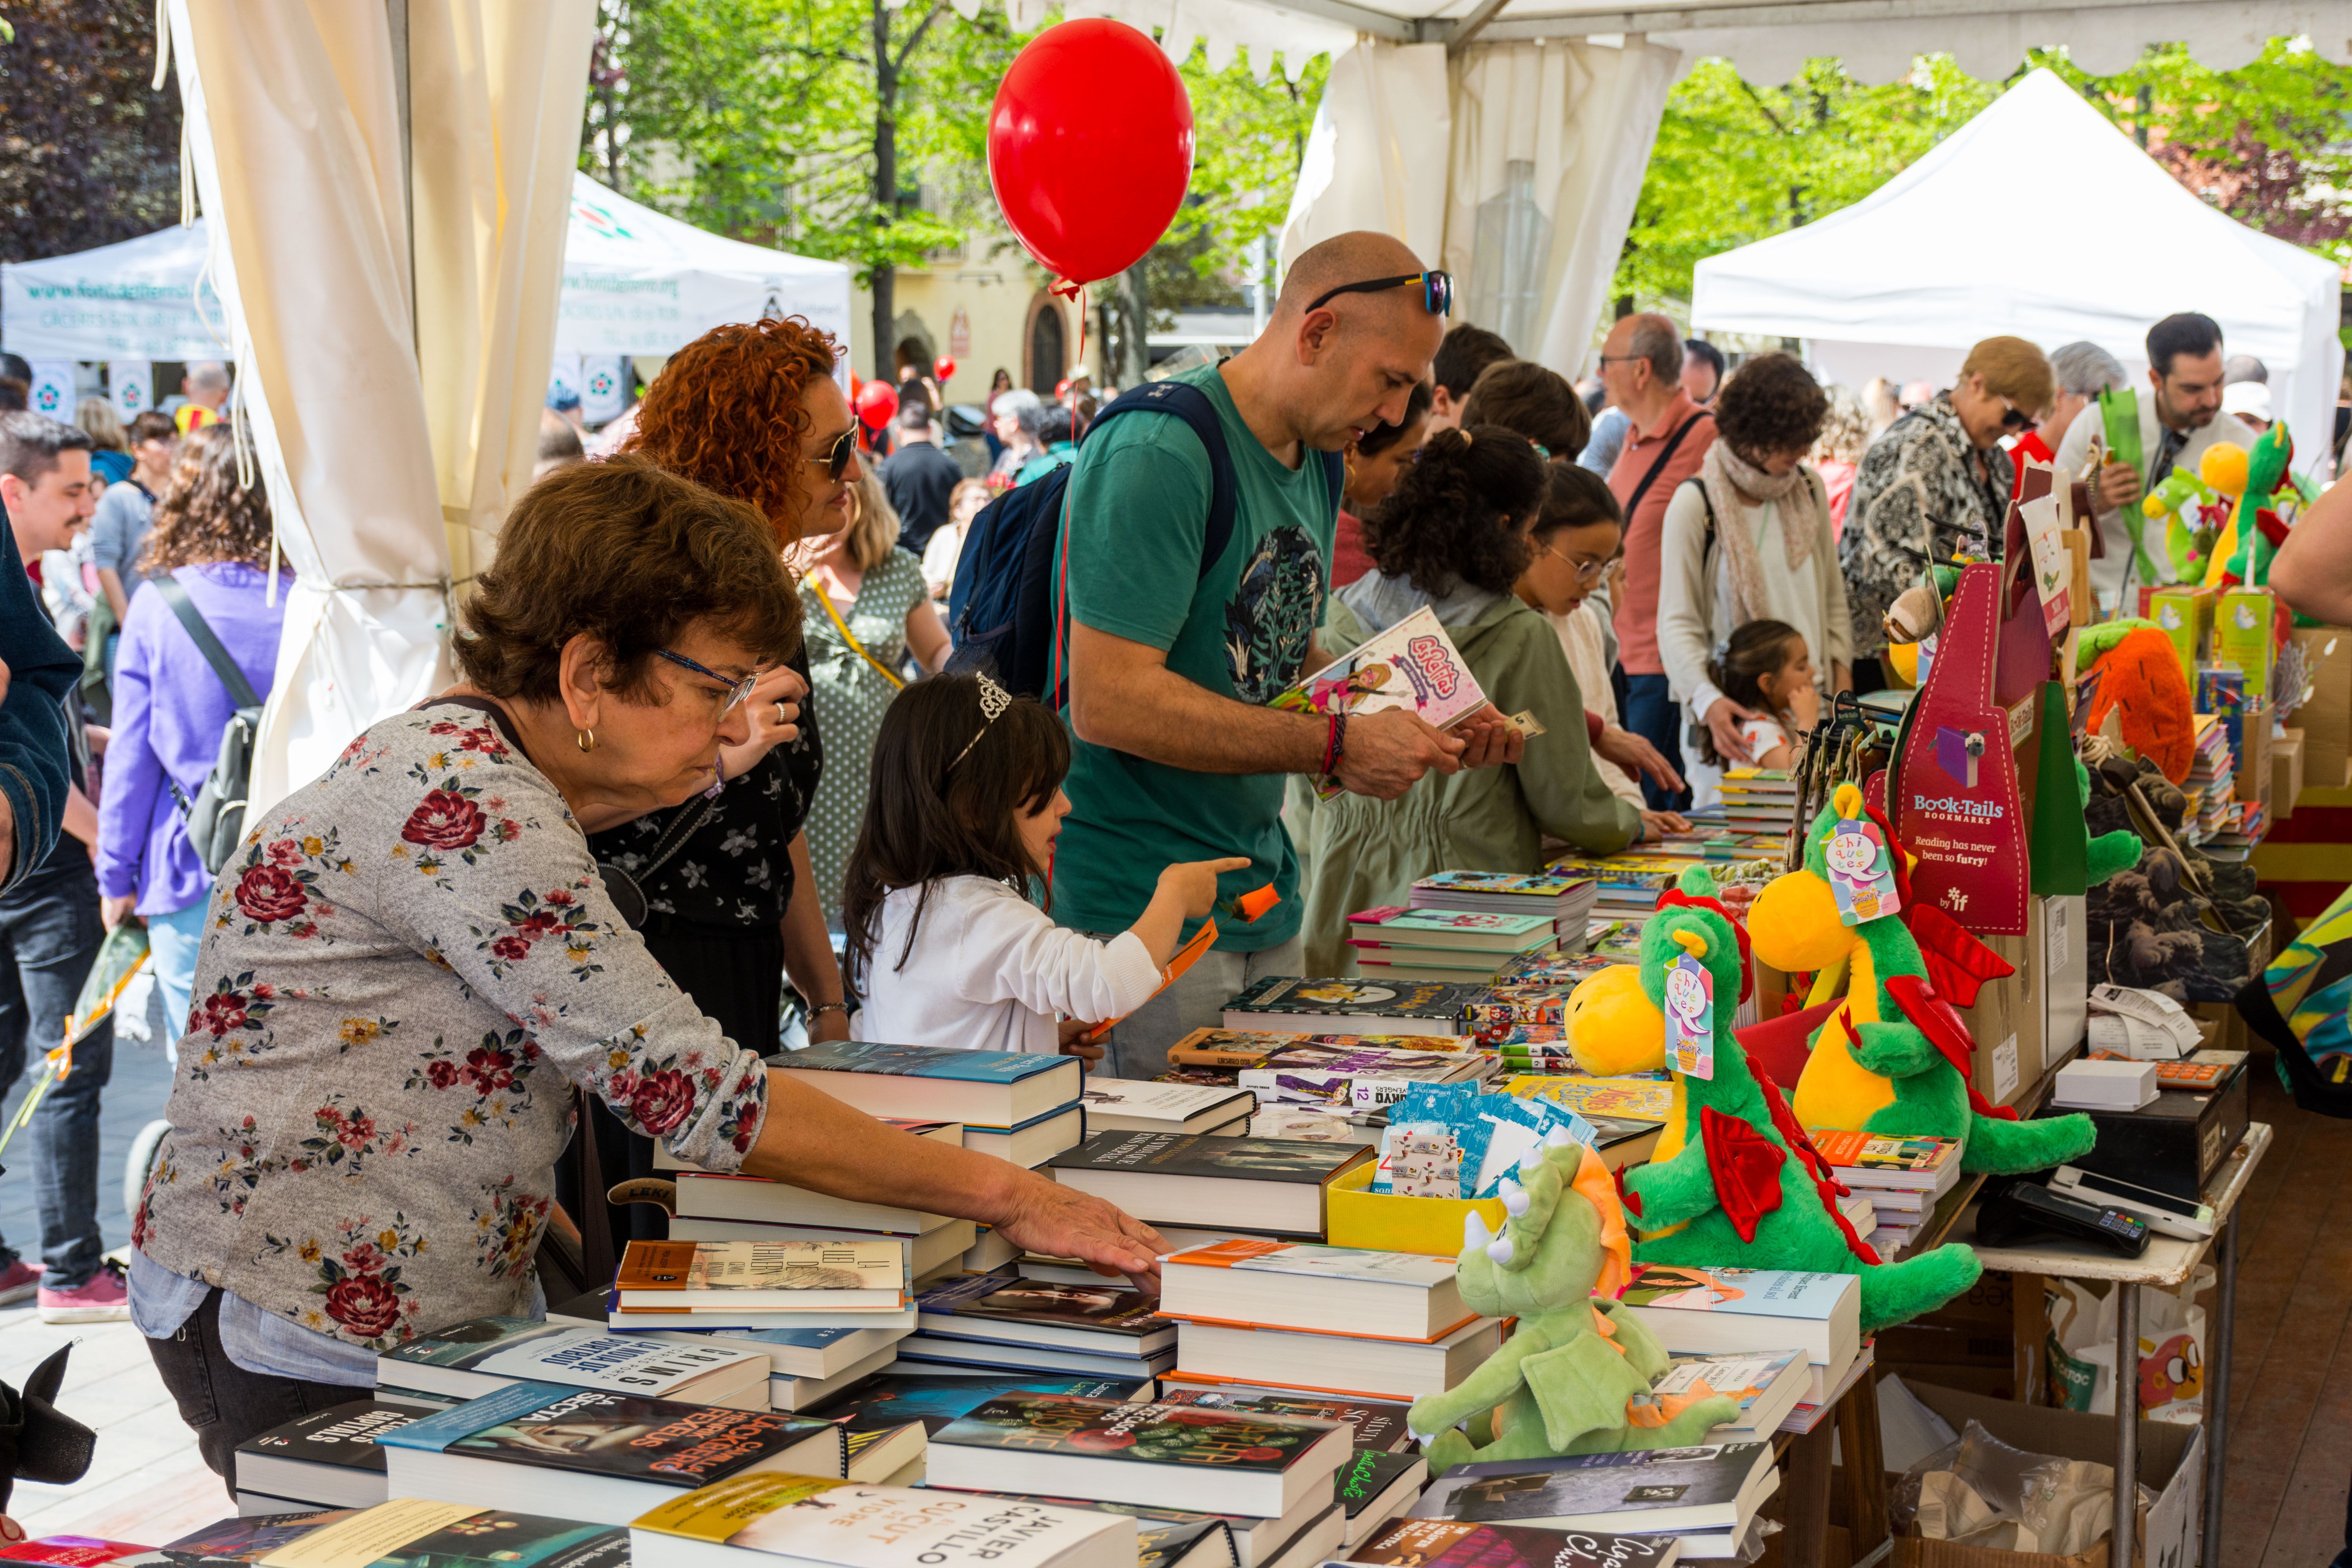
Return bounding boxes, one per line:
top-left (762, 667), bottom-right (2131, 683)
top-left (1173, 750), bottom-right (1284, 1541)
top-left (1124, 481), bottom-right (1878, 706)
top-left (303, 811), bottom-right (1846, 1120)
top-left (131, 702), bottom-right (769, 1351)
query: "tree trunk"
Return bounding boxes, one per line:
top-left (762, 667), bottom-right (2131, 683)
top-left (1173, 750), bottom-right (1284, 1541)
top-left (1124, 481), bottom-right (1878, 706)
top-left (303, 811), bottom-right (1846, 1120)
top-left (1117, 261), bottom-right (1151, 387)
top-left (869, 0), bottom-right (898, 380)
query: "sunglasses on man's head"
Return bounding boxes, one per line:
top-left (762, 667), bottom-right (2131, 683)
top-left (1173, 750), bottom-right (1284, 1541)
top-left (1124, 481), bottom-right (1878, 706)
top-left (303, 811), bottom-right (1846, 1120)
top-left (1304, 270), bottom-right (1454, 319)
top-left (806, 427), bottom-right (857, 481)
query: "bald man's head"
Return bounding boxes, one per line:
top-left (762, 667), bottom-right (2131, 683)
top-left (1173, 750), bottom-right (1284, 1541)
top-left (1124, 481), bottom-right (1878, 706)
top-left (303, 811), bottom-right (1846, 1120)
top-left (1276, 232), bottom-right (1429, 321)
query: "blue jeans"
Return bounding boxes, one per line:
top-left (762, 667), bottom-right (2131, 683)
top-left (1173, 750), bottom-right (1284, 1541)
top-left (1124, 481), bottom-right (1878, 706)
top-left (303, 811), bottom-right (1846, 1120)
top-left (146, 898), bottom-right (209, 1056)
top-left (1619, 671), bottom-right (1693, 813)
top-left (0, 857), bottom-right (113, 1289)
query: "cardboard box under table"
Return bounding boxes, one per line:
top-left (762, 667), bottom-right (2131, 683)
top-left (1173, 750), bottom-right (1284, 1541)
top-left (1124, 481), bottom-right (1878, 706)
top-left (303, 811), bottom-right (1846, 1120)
top-left (1955, 1122), bottom-right (2272, 1568)
top-left (1890, 1381), bottom-right (2203, 1568)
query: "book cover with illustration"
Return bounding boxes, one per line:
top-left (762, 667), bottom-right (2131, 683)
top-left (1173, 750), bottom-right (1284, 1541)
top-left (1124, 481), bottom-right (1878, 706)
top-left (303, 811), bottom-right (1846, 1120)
top-left (916, 1276), bottom-right (1172, 1340)
top-left (1155, 1389), bottom-right (1414, 1452)
top-left (1414, 1444), bottom-right (1770, 1527)
top-left (1076, 1079), bottom-right (1255, 1123)
top-left (1652, 1351), bottom-right (1805, 1417)
top-left (1224, 977), bottom-right (1481, 1022)
top-left (1272, 607), bottom-right (1490, 731)
top-left (377, 1317), bottom-right (760, 1394)
top-left (1336, 1449), bottom-right (1426, 1518)
top-left (154, 1511), bottom-right (360, 1564)
top-left (616, 1238), bottom-right (904, 1298)
top-left (1506, 1077), bottom-right (1677, 1123)
top-left (931, 1394), bottom-right (1340, 1474)
top-left (377, 1381), bottom-right (843, 1486)
top-left (1351, 1519), bottom-right (1678, 1568)
top-left (805, 1374), bottom-right (1145, 1437)
top-left (1802, 1131), bottom-right (1961, 1177)
top-left (931, 1495), bottom-right (1236, 1568)
top-left (772, 1040), bottom-right (1069, 1083)
top-left (1619, 1267), bottom-right (1849, 1319)
top-left (1165, 1239), bottom-right (1456, 1290)
top-left (259, 1504), bottom-right (627, 1568)
top-left (1167, 1030), bottom-right (1470, 1068)
top-left (630, 1475), bottom-right (1133, 1566)
top-left (1048, 1131), bottom-right (1371, 1185)
top-left (1412, 871), bottom-right (1588, 900)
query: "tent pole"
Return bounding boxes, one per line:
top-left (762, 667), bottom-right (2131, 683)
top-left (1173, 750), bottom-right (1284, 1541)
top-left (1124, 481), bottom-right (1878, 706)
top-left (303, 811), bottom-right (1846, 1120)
top-left (385, 0), bottom-right (417, 356)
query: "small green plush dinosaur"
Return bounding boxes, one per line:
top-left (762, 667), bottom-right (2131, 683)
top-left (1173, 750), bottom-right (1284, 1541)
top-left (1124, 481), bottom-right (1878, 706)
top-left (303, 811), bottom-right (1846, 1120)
top-left (1405, 1136), bottom-right (1739, 1471)
top-left (1617, 866), bottom-right (1985, 1334)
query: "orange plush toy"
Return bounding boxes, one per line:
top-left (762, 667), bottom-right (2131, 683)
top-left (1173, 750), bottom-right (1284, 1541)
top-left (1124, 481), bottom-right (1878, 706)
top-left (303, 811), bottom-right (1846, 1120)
top-left (2077, 621), bottom-right (2197, 784)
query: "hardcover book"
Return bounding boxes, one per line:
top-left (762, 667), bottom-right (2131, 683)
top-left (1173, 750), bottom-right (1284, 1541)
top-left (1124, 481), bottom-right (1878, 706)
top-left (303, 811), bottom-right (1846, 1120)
top-left (1335, 1448), bottom-right (1428, 1544)
top-left (376, 1317), bottom-right (769, 1408)
top-left (1156, 1389), bottom-right (1416, 1454)
top-left (150, 1512), bottom-right (360, 1564)
top-left (926, 1394), bottom-right (1352, 1516)
top-left (615, 1238), bottom-right (905, 1309)
top-left (628, 1475), bottom-right (1138, 1568)
top-left (914, 1275), bottom-right (1176, 1351)
top-left (1348, 1519), bottom-right (1678, 1568)
top-left (1410, 871), bottom-right (1588, 901)
top-left (377, 1381), bottom-right (846, 1526)
top-left (1048, 1131), bottom-right (1372, 1233)
top-left (804, 1374), bottom-right (1151, 1437)
top-left (1223, 978), bottom-right (1479, 1036)
top-left (1160, 1240), bottom-right (1466, 1341)
top-left (1618, 1267), bottom-right (1859, 1368)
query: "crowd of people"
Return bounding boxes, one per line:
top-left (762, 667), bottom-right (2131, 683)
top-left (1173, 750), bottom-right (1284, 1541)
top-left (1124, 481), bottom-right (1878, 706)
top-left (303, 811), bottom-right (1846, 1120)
top-left (0, 226), bottom-right (2323, 1501)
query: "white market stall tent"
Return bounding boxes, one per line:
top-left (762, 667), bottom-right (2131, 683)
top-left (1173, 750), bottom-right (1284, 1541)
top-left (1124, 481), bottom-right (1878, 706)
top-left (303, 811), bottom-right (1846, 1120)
top-left (2, 171), bottom-right (853, 364)
top-left (1689, 67), bottom-right (2345, 463)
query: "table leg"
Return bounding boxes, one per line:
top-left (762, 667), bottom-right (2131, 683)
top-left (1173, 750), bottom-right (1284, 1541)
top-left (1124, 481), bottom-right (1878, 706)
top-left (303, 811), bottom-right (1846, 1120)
top-left (2203, 1213), bottom-right (2237, 1568)
top-left (1838, 1364), bottom-right (1891, 1556)
top-left (1781, 1414), bottom-right (1835, 1568)
top-left (2115, 1280), bottom-right (2140, 1566)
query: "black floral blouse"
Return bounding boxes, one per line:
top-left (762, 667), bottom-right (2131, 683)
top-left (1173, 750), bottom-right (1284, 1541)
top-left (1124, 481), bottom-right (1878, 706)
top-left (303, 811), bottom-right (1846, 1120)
top-left (585, 647), bottom-right (823, 927)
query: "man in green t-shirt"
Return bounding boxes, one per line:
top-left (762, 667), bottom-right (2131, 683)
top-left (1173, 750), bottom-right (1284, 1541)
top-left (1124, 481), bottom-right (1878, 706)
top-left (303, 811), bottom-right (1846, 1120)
top-left (1056, 232), bottom-right (1521, 1078)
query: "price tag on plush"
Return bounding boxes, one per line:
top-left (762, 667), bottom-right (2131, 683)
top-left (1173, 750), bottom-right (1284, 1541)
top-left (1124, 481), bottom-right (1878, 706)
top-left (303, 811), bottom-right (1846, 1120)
top-left (1665, 953), bottom-right (1714, 1080)
top-left (1824, 815), bottom-right (1902, 926)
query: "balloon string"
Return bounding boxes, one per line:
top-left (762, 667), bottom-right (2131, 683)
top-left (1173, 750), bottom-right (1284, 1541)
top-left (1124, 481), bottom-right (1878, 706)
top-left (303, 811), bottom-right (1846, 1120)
top-left (1048, 280), bottom-right (1087, 907)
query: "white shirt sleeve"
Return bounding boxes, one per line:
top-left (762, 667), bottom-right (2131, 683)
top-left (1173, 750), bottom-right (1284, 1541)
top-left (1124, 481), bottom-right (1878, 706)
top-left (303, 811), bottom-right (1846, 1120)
top-left (948, 882), bottom-right (1165, 1025)
top-left (1656, 481), bottom-right (1719, 712)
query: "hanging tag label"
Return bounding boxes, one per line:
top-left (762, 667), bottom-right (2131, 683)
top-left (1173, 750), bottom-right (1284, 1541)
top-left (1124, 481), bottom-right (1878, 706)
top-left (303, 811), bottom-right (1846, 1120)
top-left (1824, 816), bottom-right (1901, 926)
top-left (1665, 953), bottom-right (1714, 1080)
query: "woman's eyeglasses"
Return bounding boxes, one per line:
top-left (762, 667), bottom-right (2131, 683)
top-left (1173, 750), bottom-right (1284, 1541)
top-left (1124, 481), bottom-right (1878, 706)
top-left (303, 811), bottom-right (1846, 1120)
top-left (1304, 270), bottom-right (1454, 319)
top-left (1545, 543), bottom-right (1613, 582)
top-left (656, 648), bottom-right (759, 710)
top-left (805, 427), bottom-right (857, 481)
top-left (1997, 397), bottom-right (2034, 432)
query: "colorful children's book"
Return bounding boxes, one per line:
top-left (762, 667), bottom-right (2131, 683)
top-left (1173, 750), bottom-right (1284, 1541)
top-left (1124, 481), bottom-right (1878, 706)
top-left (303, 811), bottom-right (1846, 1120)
top-left (1222, 978), bottom-right (1479, 1036)
top-left (1343, 909), bottom-right (1559, 953)
top-left (1274, 610), bottom-right (1492, 797)
top-left (1801, 1131), bottom-right (1962, 1191)
top-left (1505, 1076), bottom-right (1677, 1123)
top-left (1165, 1029), bottom-right (1471, 1068)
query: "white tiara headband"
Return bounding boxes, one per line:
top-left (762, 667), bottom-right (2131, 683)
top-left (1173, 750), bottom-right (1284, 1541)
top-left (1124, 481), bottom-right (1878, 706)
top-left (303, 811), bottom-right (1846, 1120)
top-left (949, 671), bottom-right (1013, 770)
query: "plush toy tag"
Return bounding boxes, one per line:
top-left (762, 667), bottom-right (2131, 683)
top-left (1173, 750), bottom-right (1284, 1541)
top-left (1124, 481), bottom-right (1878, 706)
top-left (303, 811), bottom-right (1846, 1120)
top-left (1824, 817), bottom-right (1901, 926)
top-left (1665, 953), bottom-right (1714, 1080)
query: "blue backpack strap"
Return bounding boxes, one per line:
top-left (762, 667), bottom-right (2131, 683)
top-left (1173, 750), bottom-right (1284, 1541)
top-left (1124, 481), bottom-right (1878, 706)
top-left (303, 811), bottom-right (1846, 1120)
top-left (1083, 380), bottom-right (1240, 578)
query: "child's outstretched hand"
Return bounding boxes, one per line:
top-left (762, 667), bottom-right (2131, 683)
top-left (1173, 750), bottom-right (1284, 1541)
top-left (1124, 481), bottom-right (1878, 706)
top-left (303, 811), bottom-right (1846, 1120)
top-left (1157, 856), bottom-right (1252, 920)
top-left (1057, 1017), bottom-right (1106, 1071)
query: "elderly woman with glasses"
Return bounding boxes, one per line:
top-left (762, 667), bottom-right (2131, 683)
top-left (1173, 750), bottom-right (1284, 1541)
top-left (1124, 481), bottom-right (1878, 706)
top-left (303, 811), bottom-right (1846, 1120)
top-left (1838, 336), bottom-right (2053, 688)
top-left (129, 454), bottom-right (1165, 1500)
top-left (1655, 351), bottom-right (1851, 800)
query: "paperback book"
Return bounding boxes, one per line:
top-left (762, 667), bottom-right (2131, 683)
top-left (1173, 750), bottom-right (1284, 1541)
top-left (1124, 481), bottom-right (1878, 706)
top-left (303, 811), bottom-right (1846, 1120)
top-left (1650, 1349), bottom-right (1809, 1435)
top-left (230, 1399), bottom-right (417, 1511)
top-left (1238, 1045), bottom-right (1490, 1111)
top-left (1159, 1239), bottom-right (1468, 1341)
top-left (1223, 978), bottom-right (1480, 1038)
top-left (804, 1374), bottom-right (1152, 1437)
top-left (926, 1393), bottom-right (1352, 1517)
top-left (1334, 1450), bottom-right (1428, 1546)
top-left (1344, 909), bottom-right (1559, 953)
top-left (914, 1274), bottom-right (1177, 1354)
top-left (203, 1503), bottom-right (627, 1568)
top-left (1348, 1519), bottom-right (1679, 1568)
top-left (1047, 1132), bottom-right (1373, 1234)
top-left (1801, 1131), bottom-right (1962, 1192)
top-left (615, 1238), bottom-right (906, 1310)
top-left (1408, 871), bottom-right (1596, 918)
top-left (376, 1380), bottom-right (847, 1526)
top-left (1272, 608), bottom-right (1491, 797)
top-left (1411, 1443), bottom-right (1777, 1537)
top-left (1167, 1030), bottom-right (1470, 1069)
top-left (1618, 1267), bottom-right (1859, 1369)
top-left (1155, 1388), bottom-right (1416, 1453)
top-left (375, 1316), bottom-right (769, 1408)
top-left (148, 1512), bottom-right (360, 1564)
top-left (1506, 1077), bottom-right (1677, 1123)
top-left (1077, 1078), bottom-right (1258, 1135)
top-left (629, 1475), bottom-right (1137, 1568)
top-left (768, 1040), bottom-right (1081, 1126)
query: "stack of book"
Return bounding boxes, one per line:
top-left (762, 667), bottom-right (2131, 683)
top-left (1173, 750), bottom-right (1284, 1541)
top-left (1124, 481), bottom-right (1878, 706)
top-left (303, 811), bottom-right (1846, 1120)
top-left (1804, 1130), bottom-right (1963, 1256)
top-left (231, 1399), bottom-right (419, 1515)
top-left (1543, 857), bottom-right (1684, 918)
top-left (1344, 907), bottom-right (1560, 984)
top-left (1717, 769), bottom-right (1801, 840)
top-left (374, 1314), bottom-right (775, 1412)
top-left (898, 1274), bottom-right (1180, 1382)
top-left (1461, 953), bottom-right (1618, 1045)
top-left (925, 1392), bottom-right (1356, 1568)
top-left (1049, 1131), bottom-right (1374, 1238)
top-left (1399, 1435), bottom-right (1780, 1561)
top-left (2181, 714), bottom-right (2234, 846)
top-left (1155, 1238), bottom-right (1502, 1403)
top-left (1079, 1078), bottom-right (1258, 1137)
top-left (1619, 1265), bottom-right (1862, 1430)
top-left (1223, 978), bottom-right (1483, 1038)
top-left (1649, 1348), bottom-right (1811, 1439)
top-left (1408, 870), bottom-right (1597, 934)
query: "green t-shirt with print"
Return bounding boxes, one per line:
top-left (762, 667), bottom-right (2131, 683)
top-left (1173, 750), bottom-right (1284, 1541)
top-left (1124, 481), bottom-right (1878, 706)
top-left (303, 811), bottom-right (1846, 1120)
top-left (1052, 365), bottom-right (1337, 953)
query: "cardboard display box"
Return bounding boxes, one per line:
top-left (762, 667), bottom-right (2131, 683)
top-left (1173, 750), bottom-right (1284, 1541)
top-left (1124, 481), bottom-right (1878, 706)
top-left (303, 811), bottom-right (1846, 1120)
top-left (1892, 1379), bottom-right (2203, 1568)
top-left (2275, 728), bottom-right (2304, 818)
top-left (1963, 895), bottom-right (2086, 1102)
top-left (2288, 625), bottom-right (2352, 791)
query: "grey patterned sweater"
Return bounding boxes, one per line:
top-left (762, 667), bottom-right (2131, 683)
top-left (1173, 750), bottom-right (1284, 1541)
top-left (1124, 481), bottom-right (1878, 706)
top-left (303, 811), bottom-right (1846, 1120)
top-left (132, 702), bottom-right (769, 1350)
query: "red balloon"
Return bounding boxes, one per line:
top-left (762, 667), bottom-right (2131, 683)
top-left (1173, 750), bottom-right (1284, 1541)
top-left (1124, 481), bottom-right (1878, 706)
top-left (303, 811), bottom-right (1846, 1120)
top-left (988, 19), bottom-right (1193, 287)
top-left (855, 381), bottom-right (898, 430)
top-left (934, 356), bottom-right (958, 384)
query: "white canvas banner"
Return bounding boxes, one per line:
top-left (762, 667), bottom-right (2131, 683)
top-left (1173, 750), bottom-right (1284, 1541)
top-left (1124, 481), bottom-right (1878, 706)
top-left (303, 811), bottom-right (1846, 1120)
top-left (579, 354), bottom-right (629, 425)
top-left (109, 360), bottom-right (154, 421)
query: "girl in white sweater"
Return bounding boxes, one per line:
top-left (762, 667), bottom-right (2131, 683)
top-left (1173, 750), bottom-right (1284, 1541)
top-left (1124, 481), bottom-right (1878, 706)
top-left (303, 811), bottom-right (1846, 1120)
top-left (845, 672), bottom-right (1243, 1057)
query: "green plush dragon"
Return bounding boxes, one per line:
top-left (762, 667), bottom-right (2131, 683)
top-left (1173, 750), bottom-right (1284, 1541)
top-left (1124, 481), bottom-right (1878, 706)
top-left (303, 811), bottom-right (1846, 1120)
top-left (1404, 1136), bottom-right (1739, 1470)
top-left (1748, 784), bottom-right (2099, 1178)
top-left (1610, 866), bottom-right (1985, 1334)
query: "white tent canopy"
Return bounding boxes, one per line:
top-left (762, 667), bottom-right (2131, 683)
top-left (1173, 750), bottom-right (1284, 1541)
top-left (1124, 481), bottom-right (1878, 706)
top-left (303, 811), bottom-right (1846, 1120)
top-left (1, 171), bottom-right (851, 362)
top-left (1690, 67), bottom-right (2345, 462)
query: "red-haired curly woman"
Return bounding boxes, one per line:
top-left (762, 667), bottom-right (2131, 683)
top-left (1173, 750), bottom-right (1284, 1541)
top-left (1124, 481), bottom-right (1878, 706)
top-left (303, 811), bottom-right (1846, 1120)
top-left (577, 316), bottom-right (859, 1254)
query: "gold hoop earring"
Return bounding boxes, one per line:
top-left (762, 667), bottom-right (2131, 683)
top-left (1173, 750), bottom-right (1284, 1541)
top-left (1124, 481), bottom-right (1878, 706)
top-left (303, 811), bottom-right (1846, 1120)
top-left (575, 728), bottom-right (596, 753)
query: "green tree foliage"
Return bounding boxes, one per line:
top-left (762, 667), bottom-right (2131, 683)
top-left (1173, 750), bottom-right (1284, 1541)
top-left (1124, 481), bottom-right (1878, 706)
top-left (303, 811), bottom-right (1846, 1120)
top-left (1615, 54), bottom-right (1993, 308)
top-left (1157, 47), bottom-right (1326, 305)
